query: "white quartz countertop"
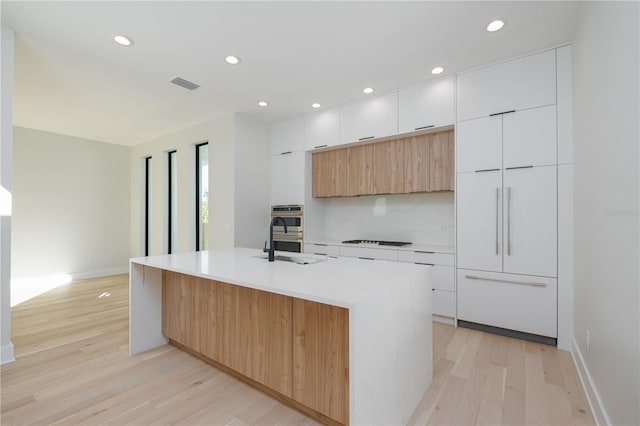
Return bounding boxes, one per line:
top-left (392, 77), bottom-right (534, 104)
top-left (306, 240), bottom-right (455, 254)
top-left (130, 247), bottom-right (430, 309)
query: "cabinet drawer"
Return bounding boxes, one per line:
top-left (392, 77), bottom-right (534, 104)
top-left (397, 250), bottom-right (454, 266)
top-left (303, 243), bottom-right (340, 256)
top-left (432, 290), bottom-right (455, 317)
top-left (338, 246), bottom-right (398, 261)
top-left (457, 269), bottom-right (557, 338)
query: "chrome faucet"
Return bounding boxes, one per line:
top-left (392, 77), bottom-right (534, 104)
top-left (268, 216), bottom-right (288, 262)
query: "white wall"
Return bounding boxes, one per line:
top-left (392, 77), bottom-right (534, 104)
top-left (12, 127), bottom-right (131, 280)
top-left (573, 2), bottom-right (639, 425)
top-left (322, 192), bottom-right (454, 245)
top-left (234, 113), bottom-right (270, 248)
top-left (1, 26), bottom-right (15, 364)
top-left (130, 113), bottom-right (270, 256)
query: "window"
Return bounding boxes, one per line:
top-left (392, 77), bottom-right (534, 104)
top-left (195, 142), bottom-right (209, 250)
top-left (144, 156), bottom-right (152, 256)
top-left (167, 150), bottom-right (177, 254)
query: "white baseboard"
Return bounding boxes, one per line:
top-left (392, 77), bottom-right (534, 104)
top-left (70, 266), bottom-right (128, 281)
top-left (1, 342), bottom-right (15, 365)
top-left (572, 337), bottom-right (611, 426)
top-left (433, 315), bottom-right (455, 325)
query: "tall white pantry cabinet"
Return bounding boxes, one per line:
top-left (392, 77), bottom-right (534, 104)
top-left (455, 47), bottom-right (573, 345)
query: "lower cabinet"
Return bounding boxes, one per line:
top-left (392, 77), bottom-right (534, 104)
top-left (432, 289), bottom-right (455, 317)
top-left (457, 269), bottom-right (557, 338)
top-left (293, 300), bottom-right (349, 425)
top-left (162, 270), bottom-right (349, 425)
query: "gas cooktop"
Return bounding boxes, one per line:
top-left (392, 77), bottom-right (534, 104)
top-left (341, 239), bottom-right (412, 247)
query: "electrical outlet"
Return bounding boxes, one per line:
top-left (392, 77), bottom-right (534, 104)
top-left (586, 329), bottom-right (591, 352)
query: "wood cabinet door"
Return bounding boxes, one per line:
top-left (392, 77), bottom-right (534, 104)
top-left (456, 170), bottom-right (503, 273)
top-left (162, 271), bottom-right (198, 350)
top-left (403, 134), bottom-right (430, 193)
top-left (293, 299), bottom-right (349, 425)
top-left (373, 139), bottom-right (404, 194)
top-left (232, 286), bottom-right (293, 397)
top-left (312, 149), bottom-right (346, 197)
top-left (428, 130), bottom-right (454, 191)
top-left (346, 144), bottom-right (374, 196)
top-left (398, 76), bottom-right (455, 133)
top-left (503, 166), bottom-right (557, 278)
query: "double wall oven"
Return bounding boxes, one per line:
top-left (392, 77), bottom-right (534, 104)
top-left (271, 205), bottom-right (303, 253)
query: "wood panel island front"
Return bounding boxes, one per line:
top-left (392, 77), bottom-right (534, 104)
top-left (130, 248), bottom-right (432, 425)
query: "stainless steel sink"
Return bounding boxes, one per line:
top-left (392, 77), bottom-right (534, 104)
top-left (254, 254), bottom-right (323, 265)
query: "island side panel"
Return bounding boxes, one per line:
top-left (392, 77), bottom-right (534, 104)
top-left (350, 267), bottom-right (432, 425)
top-left (129, 263), bottom-right (167, 355)
top-left (293, 299), bottom-right (349, 425)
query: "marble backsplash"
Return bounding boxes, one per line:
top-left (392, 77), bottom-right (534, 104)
top-left (322, 192), bottom-right (454, 245)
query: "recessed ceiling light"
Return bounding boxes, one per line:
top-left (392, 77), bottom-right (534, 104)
top-left (311, 103), bottom-right (321, 109)
top-left (431, 66), bottom-right (444, 75)
top-left (363, 87), bottom-right (374, 94)
top-left (258, 101), bottom-right (269, 107)
top-left (486, 20), bottom-right (505, 32)
top-left (113, 35), bottom-right (133, 46)
top-left (225, 55), bottom-right (240, 65)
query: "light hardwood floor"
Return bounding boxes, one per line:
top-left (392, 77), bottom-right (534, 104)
top-left (1, 274), bottom-right (594, 425)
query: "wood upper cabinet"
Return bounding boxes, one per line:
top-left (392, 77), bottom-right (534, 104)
top-left (346, 144), bottom-right (374, 196)
top-left (403, 134), bottom-right (430, 193)
top-left (428, 130), bottom-right (454, 191)
top-left (312, 149), bottom-right (346, 197)
top-left (313, 129), bottom-right (454, 197)
top-left (373, 139), bottom-right (404, 194)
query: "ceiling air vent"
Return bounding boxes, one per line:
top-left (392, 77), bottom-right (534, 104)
top-left (170, 77), bottom-right (200, 91)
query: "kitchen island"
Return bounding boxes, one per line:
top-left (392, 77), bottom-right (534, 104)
top-left (130, 248), bottom-right (432, 425)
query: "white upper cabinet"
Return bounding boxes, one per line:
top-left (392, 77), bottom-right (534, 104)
top-left (270, 117), bottom-right (305, 156)
top-left (339, 92), bottom-right (398, 145)
top-left (456, 50), bottom-right (557, 122)
top-left (304, 107), bottom-right (340, 150)
top-left (456, 115), bottom-right (502, 172)
top-left (398, 76), bottom-right (454, 133)
top-left (270, 151), bottom-right (305, 206)
top-left (503, 105), bottom-right (557, 168)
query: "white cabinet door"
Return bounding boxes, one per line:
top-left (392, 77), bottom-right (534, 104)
top-left (456, 115), bottom-right (502, 172)
top-left (339, 92), bottom-right (398, 145)
top-left (398, 77), bottom-right (454, 133)
top-left (304, 108), bottom-right (340, 150)
top-left (303, 243), bottom-right (340, 256)
top-left (456, 49), bottom-right (557, 121)
top-left (503, 105), bottom-right (557, 168)
top-left (270, 151), bottom-right (305, 206)
top-left (338, 246), bottom-right (398, 261)
top-left (270, 117), bottom-right (305, 156)
top-left (432, 265), bottom-right (455, 291)
top-left (503, 166), bottom-right (557, 277)
top-left (457, 269), bottom-right (557, 337)
top-left (432, 290), bottom-right (455, 317)
top-left (456, 170), bottom-right (503, 273)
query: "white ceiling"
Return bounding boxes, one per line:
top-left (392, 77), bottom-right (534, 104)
top-left (1, 1), bottom-right (579, 146)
